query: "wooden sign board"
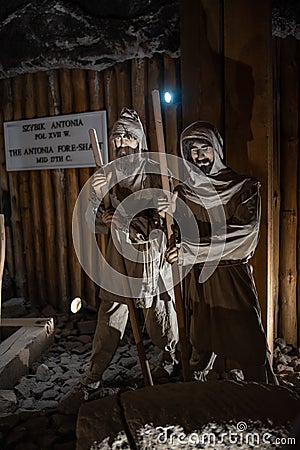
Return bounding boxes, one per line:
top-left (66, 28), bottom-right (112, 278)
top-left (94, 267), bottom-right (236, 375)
top-left (3, 111), bottom-right (108, 171)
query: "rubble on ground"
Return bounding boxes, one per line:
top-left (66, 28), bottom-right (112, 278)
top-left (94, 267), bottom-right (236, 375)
top-left (0, 301), bottom-right (299, 449)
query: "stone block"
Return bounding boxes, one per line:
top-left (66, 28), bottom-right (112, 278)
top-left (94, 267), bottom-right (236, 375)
top-left (75, 381), bottom-right (300, 449)
top-left (0, 389), bottom-right (17, 414)
top-left (76, 395), bottom-right (130, 450)
top-left (120, 380), bottom-right (300, 441)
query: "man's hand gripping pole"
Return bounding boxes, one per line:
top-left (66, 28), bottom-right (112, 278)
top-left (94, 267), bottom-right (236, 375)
top-left (88, 128), bottom-right (153, 387)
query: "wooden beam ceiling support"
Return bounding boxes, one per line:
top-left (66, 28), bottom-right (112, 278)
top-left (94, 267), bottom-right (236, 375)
top-left (224, 0), bottom-right (275, 350)
top-left (179, 0), bottom-right (223, 132)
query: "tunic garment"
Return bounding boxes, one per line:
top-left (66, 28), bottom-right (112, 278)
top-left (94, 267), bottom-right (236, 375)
top-left (90, 158), bottom-right (175, 307)
top-left (188, 262), bottom-right (267, 366)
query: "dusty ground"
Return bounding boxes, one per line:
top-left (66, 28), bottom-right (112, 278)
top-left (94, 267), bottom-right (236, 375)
top-left (0, 297), bottom-right (299, 449)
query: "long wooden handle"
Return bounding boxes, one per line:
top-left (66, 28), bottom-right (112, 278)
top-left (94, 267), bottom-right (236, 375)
top-left (127, 298), bottom-right (153, 386)
top-left (89, 129), bottom-right (153, 386)
top-left (89, 128), bottom-right (110, 210)
top-left (151, 89), bottom-right (191, 382)
top-left (112, 227), bottom-right (153, 386)
top-left (89, 128), bottom-right (104, 167)
top-left (151, 91), bottom-right (174, 242)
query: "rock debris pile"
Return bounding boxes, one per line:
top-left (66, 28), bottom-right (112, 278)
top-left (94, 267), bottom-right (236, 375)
top-left (0, 299), bottom-right (300, 449)
top-left (273, 337), bottom-right (300, 393)
top-left (1, 302), bottom-right (300, 415)
top-left (1, 309), bottom-right (161, 416)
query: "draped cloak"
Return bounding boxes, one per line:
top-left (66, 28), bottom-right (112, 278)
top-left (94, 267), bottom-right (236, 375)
top-left (176, 122), bottom-right (269, 366)
top-left (86, 108), bottom-right (174, 308)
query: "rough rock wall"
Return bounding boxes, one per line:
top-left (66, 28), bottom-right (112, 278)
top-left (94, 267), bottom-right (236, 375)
top-left (0, 1), bottom-right (299, 79)
top-left (273, 0), bottom-right (300, 39)
top-left (0, 0), bottom-right (179, 79)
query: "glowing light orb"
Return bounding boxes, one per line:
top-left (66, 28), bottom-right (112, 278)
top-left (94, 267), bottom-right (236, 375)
top-left (70, 297), bottom-right (82, 314)
top-left (164, 91), bottom-right (172, 104)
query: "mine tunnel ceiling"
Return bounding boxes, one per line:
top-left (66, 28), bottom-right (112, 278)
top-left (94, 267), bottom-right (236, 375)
top-left (0, 0), bottom-right (299, 79)
top-left (0, 0), bottom-right (173, 20)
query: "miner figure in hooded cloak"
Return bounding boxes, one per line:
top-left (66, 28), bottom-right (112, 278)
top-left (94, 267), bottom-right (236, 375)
top-left (167, 121), bottom-right (277, 383)
top-left (82, 108), bottom-right (178, 387)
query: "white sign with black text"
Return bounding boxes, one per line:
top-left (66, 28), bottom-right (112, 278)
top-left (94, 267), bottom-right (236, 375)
top-left (4, 111), bottom-right (108, 171)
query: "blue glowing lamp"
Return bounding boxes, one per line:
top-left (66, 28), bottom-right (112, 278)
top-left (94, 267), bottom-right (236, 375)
top-left (164, 91), bottom-right (173, 104)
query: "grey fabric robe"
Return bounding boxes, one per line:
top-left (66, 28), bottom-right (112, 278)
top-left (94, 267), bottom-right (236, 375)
top-left (87, 156), bottom-right (174, 308)
top-left (176, 122), bottom-right (270, 368)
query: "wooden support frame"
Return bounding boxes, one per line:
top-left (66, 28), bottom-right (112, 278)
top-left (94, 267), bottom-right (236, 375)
top-left (279, 37), bottom-right (299, 346)
top-left (179, 0), bottom-right (223, 130)
top-left (224, 0), bottom-right (275, 350)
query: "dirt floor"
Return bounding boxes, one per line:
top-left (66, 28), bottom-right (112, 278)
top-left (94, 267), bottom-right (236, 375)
top-left (0, 297), bottom-right (299, 449)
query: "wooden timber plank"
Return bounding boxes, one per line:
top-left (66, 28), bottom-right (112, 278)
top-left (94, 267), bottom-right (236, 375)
top-left (0, 82), bottom-right (15, 284)
top-left (24, 72), bottom-right (47, 308)
top-left (19, 73), bottom-right (39, 306)
top-left (0, 106), bottom-right (15, 284)
top-left (35, 71), bottom-right (59, 308)
top-left (179, 0), bottom-right (223, 129)
top-left (103, 67), bottom-right (118, 161)
top-left (88, 70), bottom-right (107, 279)
top-left (72, 69), bottom-right (96, 308)
top-left (115, 61), bottom-right (131, 112)
top-left (270, 38), bottom-right (281, 352)
top-left (60, 68), bottom-right (82, 301)
top-left (279, 37), bottom-right (298, 346)
top-left (7, 77), bottom-right (27, 298)
top-left (224, 0), bottom-right (273, 340)
top-left (0, 318), bottom-right (54, 389)
top-left (147, 54), bottom-right (162, 153)
top-left (131, 59), bottom-right (147, 130)
top-left (163, 55), bottom-right (180, 181)
top-left (298, 40), bottom-right (300, 347)
top-left (163, 55), bottom-right (179, 158)
top-left (47, 69), bottom-right (70, 310)
top-left (1, 317), bottom-right (53, 327)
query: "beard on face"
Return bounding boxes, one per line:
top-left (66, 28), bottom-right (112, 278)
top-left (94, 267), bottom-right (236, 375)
top-left (200, 163), bottom-right (213, 174)
top-left (114, 145), bottom-right (141, 177)
top-left (183, 139), bottom-right (215, 175)
top-left (193, 157), bottom-right (213, 174)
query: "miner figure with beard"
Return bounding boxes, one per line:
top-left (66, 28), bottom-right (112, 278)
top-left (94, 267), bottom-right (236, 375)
top-left (167, 121), bottom-right (277, 384)
top-left (81, 108), bottom-right (179, 388)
